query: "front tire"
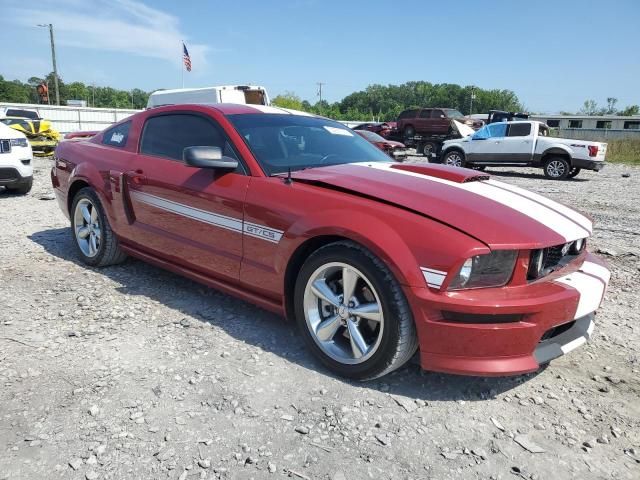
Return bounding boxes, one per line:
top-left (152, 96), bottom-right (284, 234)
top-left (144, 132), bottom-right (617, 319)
top-left (71, 187), bottom-right (127, 267)
top-left (543, 157), bottom-right (571, 180)
top-left (294, 241), bottom-right (418, 380)
top-left (443, 150), bottom-right (465, 168)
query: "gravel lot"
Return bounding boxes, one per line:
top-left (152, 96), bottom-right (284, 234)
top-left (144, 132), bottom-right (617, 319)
top-left (1, 156), bottom-right (639, 480)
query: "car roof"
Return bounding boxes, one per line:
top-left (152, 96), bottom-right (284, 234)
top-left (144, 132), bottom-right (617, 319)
top-left (161, 103), bottom-right (318, 117)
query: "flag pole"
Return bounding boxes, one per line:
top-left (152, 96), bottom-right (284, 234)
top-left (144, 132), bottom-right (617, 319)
top-left (181, 40), bottom-right (184, 88)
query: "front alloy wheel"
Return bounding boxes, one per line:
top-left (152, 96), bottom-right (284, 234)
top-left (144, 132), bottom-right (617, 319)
top-left (303, 262), bottom-right (384, 365)
top-left (444, 151), bottom-right (464, 167)
top-left (294, 241), bottom-right (418, 380)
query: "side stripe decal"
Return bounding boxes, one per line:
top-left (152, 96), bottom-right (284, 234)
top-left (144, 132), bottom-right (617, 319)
top-left (129, 191), bottom-right (283, 244)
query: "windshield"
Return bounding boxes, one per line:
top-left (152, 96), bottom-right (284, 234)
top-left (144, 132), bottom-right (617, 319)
top-left (227, 114), bottom-right (392, 175)
top-left (357, 130), bottom-right (385, 142)
top-left (446, 109), bottom-right (465, 119)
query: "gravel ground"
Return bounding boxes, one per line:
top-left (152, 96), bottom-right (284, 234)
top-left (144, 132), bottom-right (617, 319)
top-left (1, 156), bottom-right (639, 480)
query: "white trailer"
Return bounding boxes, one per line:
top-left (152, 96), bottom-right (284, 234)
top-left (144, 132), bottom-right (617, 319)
top-left (147, 85), bottom-right (270, 108)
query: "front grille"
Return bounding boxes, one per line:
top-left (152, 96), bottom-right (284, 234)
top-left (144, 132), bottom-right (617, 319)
top-left (0, 139), bottom-right (10, 154)
top-left (528, 240), bottom-right (586, 280)
top-left (0, 168), bottom-right (19, 181)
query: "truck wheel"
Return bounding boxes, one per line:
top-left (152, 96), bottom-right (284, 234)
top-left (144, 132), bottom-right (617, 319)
top-left (71, 187), bottom-right (127, 267)
top-left (294, 241), bottom-right (418, 381)
top-left (422, 142), bottom-right (437, 158)
top-left (568, 167), bottom-right (581, 178)
top-left (403, 126), bottom-right (415, 139)
top-left (443, 150), bottom-right (465, 168)
top-left (543, 157), bottom-right (570, 180)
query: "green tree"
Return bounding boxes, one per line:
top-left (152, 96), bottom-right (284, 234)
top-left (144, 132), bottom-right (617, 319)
top-left (272, 91), bottom-right (304, 110)
top-left (618, 105), bottom-right (639, 116)
top-left (579, 99), bottom-right (599, 115)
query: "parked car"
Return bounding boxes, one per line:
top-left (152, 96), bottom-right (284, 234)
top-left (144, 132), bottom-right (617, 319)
top-left (0, 111), bottom-right (60, 157)
top-left (396, 108), bottom-right (482, 138)
top-left (352, 122), bottom-right (396, 138)
top-left (64, 131), bottom-right (100, 140)
top-left (52, 103), bottom-right (609, 380)
top-left (441, 121), bottom-right (607, 179)
top-left (354, 130), bottom-right (408, 160)
top-left (0, 122), bottom-right (33, 194)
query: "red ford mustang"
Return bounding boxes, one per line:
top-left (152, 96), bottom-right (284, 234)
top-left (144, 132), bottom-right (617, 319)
top-left (51, 104), bottom-right (610, 380)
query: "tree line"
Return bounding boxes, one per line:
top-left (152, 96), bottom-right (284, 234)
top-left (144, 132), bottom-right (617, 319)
top-left (1, 73), bottom-right (637, 120)
top-left (0, 73), bottom-right (149, 109)
top-left (272, 82), bottom-right (523, 121)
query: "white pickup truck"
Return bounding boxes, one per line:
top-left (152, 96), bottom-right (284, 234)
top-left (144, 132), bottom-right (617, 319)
top-left (440, 120), bottom-right (607, 179)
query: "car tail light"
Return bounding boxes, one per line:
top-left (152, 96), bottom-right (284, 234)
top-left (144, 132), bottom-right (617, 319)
top-left (588, 145), bottom-right (599, 157)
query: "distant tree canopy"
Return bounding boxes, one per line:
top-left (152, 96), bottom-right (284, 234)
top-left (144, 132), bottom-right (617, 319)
top-left (2, 73), bottom-right (638, 121)
top-left (0, 73), bottom-right (149, 109)
top-left (578, 97), bottom-right (640, 117)
top-left (273, 82), bottom-right (523, 121)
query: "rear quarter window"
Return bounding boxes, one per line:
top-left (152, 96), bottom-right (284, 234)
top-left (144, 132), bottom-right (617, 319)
top-left (102, 121), bottom-right (131, 148)
top-left (507, 123), bottom-right (532, 137)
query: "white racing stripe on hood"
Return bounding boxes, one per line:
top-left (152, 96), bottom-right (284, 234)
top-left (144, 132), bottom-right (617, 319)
top-left (361, 163), bottom-right (589, 242)
top-left (486, 179), bottom-right (592, 234)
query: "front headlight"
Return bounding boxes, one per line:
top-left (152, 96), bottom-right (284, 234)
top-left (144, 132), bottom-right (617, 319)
top-left (448, 251), bottom-right (518, 290)
top-left (10, 138), bottom-right (29, 148)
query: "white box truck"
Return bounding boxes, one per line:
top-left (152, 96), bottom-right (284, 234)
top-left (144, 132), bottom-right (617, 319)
top-left (147, 85), bottom-right (270, 108)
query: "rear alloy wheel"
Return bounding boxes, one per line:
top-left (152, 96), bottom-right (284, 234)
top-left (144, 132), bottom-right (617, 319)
top-left (294, 241), bottom-right (418, 380)
top-left (543, 157), bottom-right (570, 180)
top-left (71, 187), bottom-right (127, 267)
top-left (443, 150), bottom-right (465, 168)
top-left (403, 126), bottom-right (415, 139)
top-left (422, 142), bottom-right (438, 158)
top-left (568, 167), bottom-right (581, 178)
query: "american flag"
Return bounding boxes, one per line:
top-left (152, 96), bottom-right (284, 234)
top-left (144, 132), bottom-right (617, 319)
top-left (183, 42), bottom-right (192, 72)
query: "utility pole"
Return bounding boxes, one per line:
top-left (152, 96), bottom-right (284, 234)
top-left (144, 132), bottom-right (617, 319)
top-left (316, 82), bottom-right (324, 115)
top-left (469, 86), bottom-right (476, 116)
top-left (38, 24), bottom-right (60, 105)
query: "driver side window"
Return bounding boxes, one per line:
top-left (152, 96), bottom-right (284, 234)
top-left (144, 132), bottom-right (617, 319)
top-left (472, 125), bottom-right (490, 140)
top-left (486, 123), bottom-right (507, 138)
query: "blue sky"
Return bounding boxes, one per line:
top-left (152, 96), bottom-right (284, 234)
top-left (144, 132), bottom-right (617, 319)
top-left (2, 0), bottom-right (638, 113)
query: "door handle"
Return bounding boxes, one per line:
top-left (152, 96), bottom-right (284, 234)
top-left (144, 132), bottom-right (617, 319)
top-left (126, 169), bottom-right (147, 185)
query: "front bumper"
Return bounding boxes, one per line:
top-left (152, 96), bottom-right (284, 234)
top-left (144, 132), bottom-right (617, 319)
top-left (405, 253), bottom-right (609, 376)
top-left (0, 168), bottom-right (32, 186)
top-left (573, 158), bottom-right (605, 171)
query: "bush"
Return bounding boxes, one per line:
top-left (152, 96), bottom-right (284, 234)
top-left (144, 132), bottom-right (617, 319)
top-left (606, 139), bottom-right (640, 165)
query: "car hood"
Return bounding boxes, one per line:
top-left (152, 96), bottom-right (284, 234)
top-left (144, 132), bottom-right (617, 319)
top-left (291, 162), bottom-right (592, 249)
top-left (0, 122), bottom-right (27, 140)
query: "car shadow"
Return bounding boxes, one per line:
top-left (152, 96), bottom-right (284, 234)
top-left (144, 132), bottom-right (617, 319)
top-left (487, 169), bottom-right (590, 182)
top-left (29, 227), bottom-right (543, 402)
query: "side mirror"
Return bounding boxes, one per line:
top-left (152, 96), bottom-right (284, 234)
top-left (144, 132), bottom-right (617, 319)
top-left (183, 146), bottom-right (238, 170)
top-left (440, 115), bottom-right (446, 119)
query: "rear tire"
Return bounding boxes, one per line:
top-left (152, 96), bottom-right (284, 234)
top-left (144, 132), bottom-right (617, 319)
top-left (568, 167), bottom-right (581, 178)
top-left (443, 150), bottom-right (465, 168)
top-left (71, 187), bottom-right (127, 267)
top-left (294, 241), bottom-right (418, 381)
top-left (403, 126), bottom-right (415, 139)
top-left (421, 142), bottom-right (438, 158)
top-left (543, 157), bottom-right (571, 180)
